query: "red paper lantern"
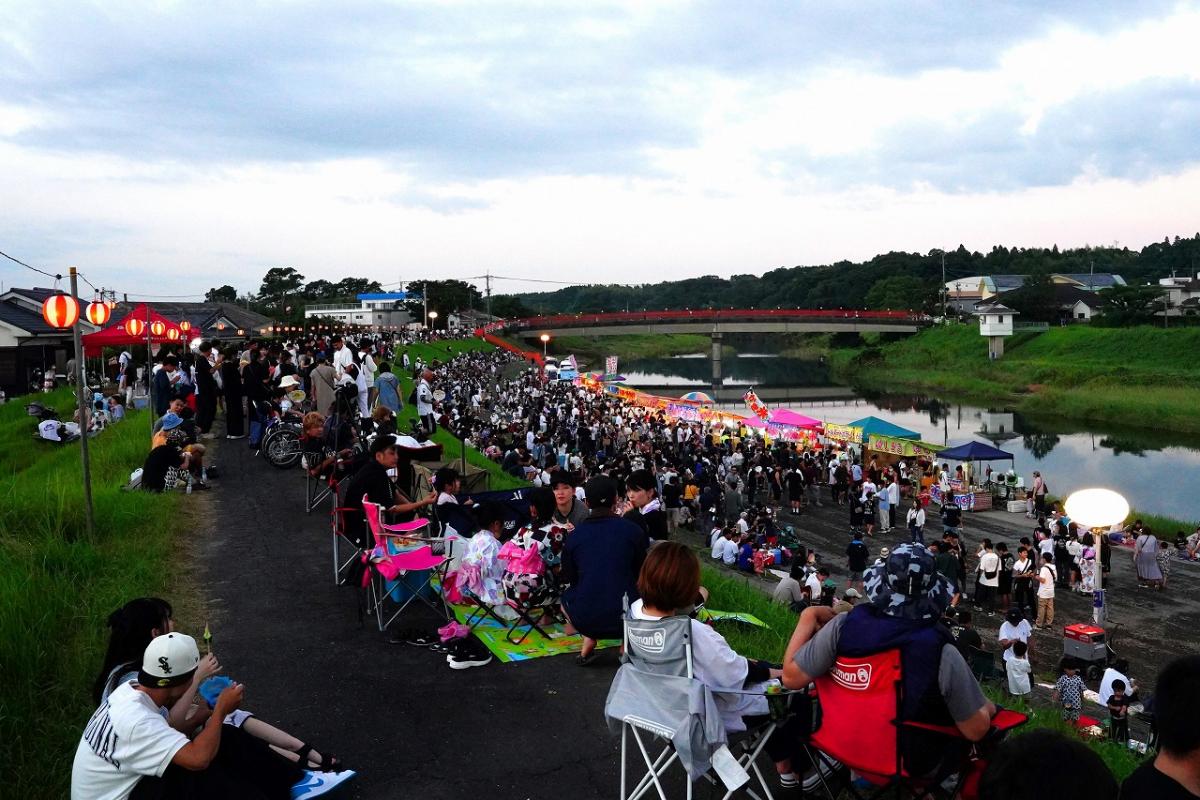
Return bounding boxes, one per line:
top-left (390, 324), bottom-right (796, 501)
top-left (179, 320), bottom-right (192, 333)
top-left (104, 299), bottom-right (117, 310)
top-left (126, 318), bottom-right (146, 337)
top-left (150, 320), bottom-right (166, 336)
top-left (166, 327), bottom-right (181, 341)
top-left (85, 301), bottom-right (111, 326)
top-left (42, 294), bottom-right (80, 328)
top-left (216, 322), bottom-right (226, 331)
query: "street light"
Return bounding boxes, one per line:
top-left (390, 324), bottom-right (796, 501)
top-left (540, 333), bottom-right (550, 357)
top-left (1064, 488), bottom-right (1129, 624)
top-left (428, 310), bottom-right (438, 330)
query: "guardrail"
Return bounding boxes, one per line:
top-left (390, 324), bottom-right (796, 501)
top-left (481, 307), bottom-right (930, 334)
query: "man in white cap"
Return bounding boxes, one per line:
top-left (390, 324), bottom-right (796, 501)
top-left (72, 632), bottom-right (355, 799)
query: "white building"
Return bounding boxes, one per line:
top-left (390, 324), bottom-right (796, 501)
top-left (975, 303), bottom-right (1017, 359)
top-left (304, 292), bottom-right (414, 328)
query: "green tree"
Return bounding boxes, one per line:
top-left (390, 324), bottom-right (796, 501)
top-left (1096, 284), bottom-right (1162, 326)
top-left (490, 295), bottom-right (533, 319)
top-left (404, 280), bottom-right (483, 327)
top-left (259, 267), bottom-right (306, 314)
top-left (332, 277), bottom-right (384, 298)
top-left (864, 275), bottom-right (932, 311)
top-left (1001, 270), bottom-right (1056, 322)
top-left (303, 279), bottom-right (337, 299)
top-left (205, 285), bottom-right (237, 303)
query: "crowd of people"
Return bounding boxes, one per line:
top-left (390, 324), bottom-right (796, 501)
top-left (74, 332), bottom-right (1199, 799)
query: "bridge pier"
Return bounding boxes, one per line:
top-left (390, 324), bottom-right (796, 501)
top-left (711, 332), bottom-right (723, 383)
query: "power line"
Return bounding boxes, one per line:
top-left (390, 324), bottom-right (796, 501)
top-left (0, 248), bottom-right (62, 282)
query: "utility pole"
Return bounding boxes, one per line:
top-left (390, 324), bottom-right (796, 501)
top-left (485, 270), bottom-right (493, 319)
top-left (68, 267), bottom-right (95, 540)
top-left (941, 251), bottom-right (947, 318)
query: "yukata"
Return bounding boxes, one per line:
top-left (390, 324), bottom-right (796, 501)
top-left (460, 532), bottom-right (505, 605)
top-left (499, 527), bottom-right (547, 603)
top-left (1078, 548), bottom-right (1096, 594)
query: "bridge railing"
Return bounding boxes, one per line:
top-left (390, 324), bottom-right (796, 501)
top-left (483, 307), bottom-right (929, 334)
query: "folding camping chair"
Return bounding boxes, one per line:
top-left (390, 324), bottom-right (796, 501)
top-left (804, 648), bottom-right (1027, 800)
top-left (330, 472), bottom-right (365, 585)
top-left (362, 499), bottom-right (455, 631)
top-left (605, 613), bottom-right (801, 800)
top-left (304, 452), bottom-right (334, 513)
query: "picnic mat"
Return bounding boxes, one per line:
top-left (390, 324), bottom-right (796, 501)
top-left (449, 605), bottom-right (767, 663)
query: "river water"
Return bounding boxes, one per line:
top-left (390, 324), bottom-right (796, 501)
top-left (620, 355), bottom-right (1200, 523)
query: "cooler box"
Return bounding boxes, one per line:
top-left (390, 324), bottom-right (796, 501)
top-left (1063, 623), bottom-right (1106, 661)
top-left (1006, 500), bottom-right (1026, 513)
top-left (132, 395), bottom-right (149, 410)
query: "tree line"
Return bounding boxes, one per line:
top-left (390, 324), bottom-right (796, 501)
top-left (502, 235), bottom-right (1200, 323)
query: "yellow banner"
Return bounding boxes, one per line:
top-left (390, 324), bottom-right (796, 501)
top-left (867, 434), bottom-right (939, 459)
top-left (825, 423), bottom-right (862, 442)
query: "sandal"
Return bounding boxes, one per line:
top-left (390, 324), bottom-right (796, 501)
top-left (293, 744), bottom-right (345, 772)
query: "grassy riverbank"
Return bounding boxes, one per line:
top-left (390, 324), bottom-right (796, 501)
top-left (702, 567), bottom-right (1141, 780)
top-left (393, 338), bottom-right (529, 491)
top-left (549, 333), bottom-right (713, 360)
top-left (832, 324), bottom-right (1200, 434)
top-left (0, 394), bottom-right (191, 798)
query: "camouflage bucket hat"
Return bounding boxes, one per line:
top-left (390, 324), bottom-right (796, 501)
top-left (863, 543), bottom-right (955, 620)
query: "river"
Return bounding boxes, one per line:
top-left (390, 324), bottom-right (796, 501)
top-left (620, 355), bottom-right (1200, 522)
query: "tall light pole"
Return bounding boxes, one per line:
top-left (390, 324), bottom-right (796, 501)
top-left (540, 333), bottom-right (550, 357)
top-left (428, 310), bottom-right (438, 330)
top-left (1064, 488), bottom-right (1129, 625)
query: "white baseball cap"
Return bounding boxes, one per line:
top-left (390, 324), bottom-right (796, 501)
top-left (279, 375), bottom-right (300, 389)
top-left (140, 632), bottom-right (200, 688)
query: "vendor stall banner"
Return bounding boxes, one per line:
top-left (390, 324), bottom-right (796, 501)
top-left (930, 485), bottom-right (975, 511)
top-left (667, 402), bottom-right (703, 422)
top-left (743, 388), bottom-right (770, 420)
top-left (604, 355), bottom-right (618, 378)
top-left (825, 423), bottom-right (863, 443)
top-left (868, 434), bottom-right (939, 459)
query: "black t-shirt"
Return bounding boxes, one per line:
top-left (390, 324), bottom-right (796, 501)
top-left (1120, 762), bottom-right (1198, 800)
top-left (342, 460), bottom-right (396, 547)
top-left (624, 508), bottom-right (669, 541)
top-left (846, 540), bottom-right (870, 571)
top-left (661, 482), bottom-right (682, 509)
top-left (942, 504), bottom-right (962, 527)
top-left (142, 445), bottom-right (184, 492)
top-left (955, 626), bottom-right (983, 656)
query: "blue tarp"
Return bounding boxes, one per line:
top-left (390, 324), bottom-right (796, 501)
top-left (935, 441), bottom-right (1015, 461)
top-left (847, 415), bottom-right (921, 441)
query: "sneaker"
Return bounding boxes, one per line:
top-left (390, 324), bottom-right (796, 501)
top-left (802, 757), bottom-right (841, 791)
top-left (447, 639), bottom-right (492, 670)
top-left (779, 772), bottom-right (800, 789)
top-left (291, 769), bottom-right (357, 798)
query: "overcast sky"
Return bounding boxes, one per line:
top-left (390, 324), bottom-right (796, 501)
top-left (2, 1), bottom-right (1199, 300)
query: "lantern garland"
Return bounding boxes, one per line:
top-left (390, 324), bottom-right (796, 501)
top-left (42, 294), bottom-right (80, 328)
top-left (179, 320), bottom-right (192, 333)
top-left (150, 320), bottom-right (166, 337)
top-left (126, 318), bottom-right (146, 337)
top-left (166, 327), bottom-right (181, 342)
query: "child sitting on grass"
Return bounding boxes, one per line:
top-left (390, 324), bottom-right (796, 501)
top-left (1007, 640), bottom-right (1032, 700)
top-left (1052, 657), bottom-right (1085, 723)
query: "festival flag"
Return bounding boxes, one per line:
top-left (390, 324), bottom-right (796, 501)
top-left (604, 355), bottom-right (618, 378)
top-left (564, 354), bottom-right (578, 371)
top-left (743, 388), bottom-right (770, 420)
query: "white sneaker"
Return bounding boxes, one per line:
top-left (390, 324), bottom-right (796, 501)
top-left (291, 769), bottom-right (357, 798)
top-left (802, 756), bottom-right (841, 792)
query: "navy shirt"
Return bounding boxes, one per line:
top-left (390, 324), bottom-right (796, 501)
top-left (561, 512), bottom-right (648, 639)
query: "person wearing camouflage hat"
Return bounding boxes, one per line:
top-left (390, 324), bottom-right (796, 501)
top-left (783, 543), bottom-right (995, 775)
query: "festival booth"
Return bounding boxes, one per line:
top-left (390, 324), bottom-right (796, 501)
top-left (81, 304), bottom-right (187, 357)
top-left (847, 415), bottom-right (921, 442)
top-left (931, 441), bottom-right (1016, 512)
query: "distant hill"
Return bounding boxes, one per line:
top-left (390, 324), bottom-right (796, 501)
top-left (507, 235), bottom-right (1200, 314)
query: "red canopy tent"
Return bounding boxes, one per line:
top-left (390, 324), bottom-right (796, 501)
top-left (82, 304), bottom-right (184, 357)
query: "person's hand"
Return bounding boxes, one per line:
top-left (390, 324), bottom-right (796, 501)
top-left (195, 653), bottom-right (221, 682)
top-left (425, 491), bottom-right (438, 506)
top-left (213, 683), bottom-right (244, 717)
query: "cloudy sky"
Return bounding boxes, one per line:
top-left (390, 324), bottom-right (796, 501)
top-left (2, 0), bottom-right (1199, 300)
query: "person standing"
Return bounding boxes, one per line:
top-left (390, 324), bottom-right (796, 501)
top-left (309, 353), bottom-right (337, 415)
top-left (219, 348), bottom-right (245, 439)
top-left (194, 342), bottom-right (218, 437)
top-left (906, 501), bottom-right (926, 544)
top-left (1119, 655), bottom-right (1200, 799)
top-left (416, 369), bottom-right (436, 435)
top-left (975, 540), bottom-right (1000, 616)
top-left (1032, 470), bottom-right (1047, 515)
top-left (1035, 552), bottom-right (1057, 629)
top-left (374, 361), bottom-right (401, 414)
top-left (886, 476), bottom-right (901, 530)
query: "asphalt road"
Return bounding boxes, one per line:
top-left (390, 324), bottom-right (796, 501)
top-left (197, 435), bottom-right (1198, 797)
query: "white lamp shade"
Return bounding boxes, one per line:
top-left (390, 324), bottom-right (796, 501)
top-left (1064, 488), bottom-right (1129, 529)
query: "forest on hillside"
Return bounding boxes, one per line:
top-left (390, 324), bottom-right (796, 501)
top-left (502, 234), bottom-right (1200, 316)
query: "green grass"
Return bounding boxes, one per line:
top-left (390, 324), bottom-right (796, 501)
top-left (390, 338), bottom-right (530, 492)
top-left (549, 333), bottom-right (711, 360)
top-left (0, 387), bottom-right (78, 478)
top-left (0, 389), bottom-right (185, 798)
top-left (834, 324), bottom-right (1200, 434)
top-left (699, 565), bottom-right (1143, 780)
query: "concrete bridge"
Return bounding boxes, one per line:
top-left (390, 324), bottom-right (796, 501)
top-left (486, 309), bottom-right (928, 382)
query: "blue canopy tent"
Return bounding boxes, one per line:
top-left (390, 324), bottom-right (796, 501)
top-left (935, 441), bottom-right (1015, 462)
top-left (847, 415), bottom-right (921, 442)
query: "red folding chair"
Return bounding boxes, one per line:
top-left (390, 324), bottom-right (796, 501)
top-left (806, 648), bottom-right (1027, 800)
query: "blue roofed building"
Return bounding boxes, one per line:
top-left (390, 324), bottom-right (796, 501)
top-left (303, 291), bottom-right (415, 328)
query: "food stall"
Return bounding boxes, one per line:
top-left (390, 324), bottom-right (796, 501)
top-left (933, 441), bottom-right (1016, 512)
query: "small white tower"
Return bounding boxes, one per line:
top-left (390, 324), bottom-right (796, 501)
top-left (975, 303), bottom-right (1018, 360)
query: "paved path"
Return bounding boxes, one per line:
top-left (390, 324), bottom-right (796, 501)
top-left (197, 440), bottom-right (634, 800)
